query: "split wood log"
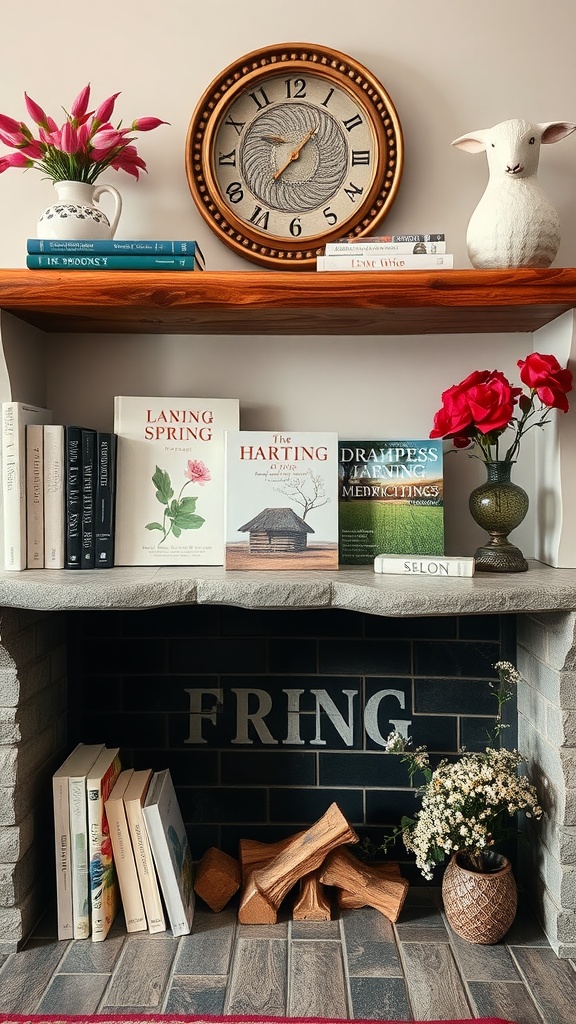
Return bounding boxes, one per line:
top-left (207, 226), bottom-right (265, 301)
top-left (239, 803), bottom-right (358, 924)
top-left (319, 847), bottom-right (409, 922)
top-left (336, 861), bottom-right (403, 910)
top-left (194, 847), bottom-right (241, 912)
top-left (292, 869), bottom-right (332, 921)
top-left (238, 835), bottom-right (304, 925)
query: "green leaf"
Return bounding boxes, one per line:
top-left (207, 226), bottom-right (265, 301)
top-left (173, 512), bottom-right (205, 531)
top-left (145, 522), bottom-right (164, 532)
top-left (178, 495), bottom-right (198, 513)
top-left (151, 466), bottom-right (174, 505)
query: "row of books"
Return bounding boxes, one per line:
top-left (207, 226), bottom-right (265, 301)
top-left (53, 743), bottom-right (195, 941)
top-left (2, 398), bottom-right (450, 574)
top-left (317, 232), bottom-right (453, 272)
top-left (1, 404), bottom-right (116, 570)
top-left (25, 238), bottom-right (206, 272)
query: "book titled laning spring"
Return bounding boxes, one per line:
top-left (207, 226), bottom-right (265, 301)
top-left (114, 396), bottom-right (240, 566)
top-left (338, 439), bottom-right (444, 564)
top-left (225, 430), bottom-right (339, 570)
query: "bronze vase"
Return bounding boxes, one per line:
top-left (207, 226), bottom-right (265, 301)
top-left (468, 461), bottom-right (529, 572)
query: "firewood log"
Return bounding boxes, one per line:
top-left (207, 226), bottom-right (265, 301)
top-left (319, 847), bottom-right (409, 922)
top-left (292, 869), bottom-right (332, 920)
top-left (336, 861), bottom-right (403, 909)
top-left (239, 803), bottom-right (358, 924)
top-left (194, 847), bottom-right (241, 912)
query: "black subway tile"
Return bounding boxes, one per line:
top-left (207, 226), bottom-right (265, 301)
top-left (168, 638), bottom-right (267, 673)
top-left (178, 787), bottom-right (268, 824)
top-left (268, 638), bottom-right (317, 672)
top-left (415, 677), bottom-right (497, 716)
top-left (319, 752), bottom-right (410, 788)
top-left (269, 787), bottom-right (363, 824)
top-left (414, 640), bottom-right (500, 677)
top-left (221, 751), bottom-right (315, 786)
top-left (365, 616), bottom-right (457, 639)
top-left (319, 639), bottom-right (411, 675)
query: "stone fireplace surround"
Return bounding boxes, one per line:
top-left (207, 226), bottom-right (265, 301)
top-left (1, 562), bottom-right (576, 957)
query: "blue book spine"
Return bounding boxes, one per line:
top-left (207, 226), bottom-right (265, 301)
top-left (27, 238), bottom-right (205, 260)
top-left (26, 254), bottom-right (201, 270)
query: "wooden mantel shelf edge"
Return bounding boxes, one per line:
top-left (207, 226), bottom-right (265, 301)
top-left (1, 267), bottom-right (576, 334)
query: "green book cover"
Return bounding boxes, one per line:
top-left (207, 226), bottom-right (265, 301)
top-left (338, 439), bottom-right (444, 564)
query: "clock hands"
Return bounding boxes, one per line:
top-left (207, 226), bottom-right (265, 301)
top-left (261, 134), bottom-right (287, 144)
top-left (272, 128), bottom-right (317, 181)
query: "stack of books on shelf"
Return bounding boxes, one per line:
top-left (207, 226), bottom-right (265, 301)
top-left (316, 233), bottom-right (453, 272)
top-left (25, 238), bottom-right (206, 272)
top-left (1, 402), bottom-right (117, 571)
top-left (2, 395), bottom-right (474, 576)
top-left (52, 744), bottom-right (195, 940)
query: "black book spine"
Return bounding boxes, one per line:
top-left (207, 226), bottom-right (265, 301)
top-left (65, 426), bottom-right (82, 569)
top-left (81, 429), bottom-right (96, 568)
top-left (94, 432), bottom-right (117, 568)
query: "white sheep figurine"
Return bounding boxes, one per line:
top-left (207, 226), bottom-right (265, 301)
top-left (452, 118), bottom-right (576, 269)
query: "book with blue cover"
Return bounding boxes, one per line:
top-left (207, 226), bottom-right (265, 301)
top-left (27, 238), bottom-right (205, 264)
top-left (26, 253), bottom-right (203, 271)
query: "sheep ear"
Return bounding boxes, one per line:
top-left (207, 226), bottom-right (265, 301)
top-left (539, 122), bottom-right (576, 144)
top-left (451, 132), bottom-right (487, 154)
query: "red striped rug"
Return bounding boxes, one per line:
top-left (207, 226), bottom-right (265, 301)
top-left (0, 1015), bottom-right (519, 1024)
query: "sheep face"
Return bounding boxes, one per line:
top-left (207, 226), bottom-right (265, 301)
top-left (452, 118), bottom-right (576, 182)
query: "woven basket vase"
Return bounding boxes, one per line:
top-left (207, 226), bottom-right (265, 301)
top-left (442, 851), bottom-right (517, 944)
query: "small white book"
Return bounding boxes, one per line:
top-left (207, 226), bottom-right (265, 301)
top-left (142, 769), bottom-right (195, 936)
top-left (374, 554), bottom-right (475, 577)
top-left (52, 742), bottom-right (105, 941)
top-left (25, 423), bottom-right (44, 568)
top-left (113, 395), bottom-right (240, 566)
top-left (105, 769), bottom-right (147, 933)
top-left (43, 424), bottom-right (65, 569)
top-left (1, 402), bottom-right (52, 570)
top-left (316, 253), bottom-right (454, 271)
top-left (123, 768), bottom-right (166, 933)
top-left (67, 742), bottom-right (106, 940)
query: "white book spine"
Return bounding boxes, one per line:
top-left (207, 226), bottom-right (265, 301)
top-left (124, 774), bottom-right (166, 933)
top-left (69, 774), bottom-right (92, 938)
top-left (374, 554), bottom-right (475, 577)
top-left (325, 240), bottom-right (447, 255)
top-left (105, 772), bottom-right (147, 933)
top-left (2, 403), bottom-right (52, 571)
top-left (52, 773), bottom-right (73, 940)
top-left (26, 423), bottom-right (44, 568)
top-left (316, 253), bottom-right (454, 271)
top-left (44, 424), bottom-right (65, 569)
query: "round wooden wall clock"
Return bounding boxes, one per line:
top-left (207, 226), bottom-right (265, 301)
top-left (185, 43), bottom-right (404, 269)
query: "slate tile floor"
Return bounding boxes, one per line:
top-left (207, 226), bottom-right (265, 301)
top-left (0, 887), bottom-right (575, 1023)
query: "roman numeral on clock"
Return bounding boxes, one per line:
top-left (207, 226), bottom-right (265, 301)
top-left (343, 114), bottom-right (363, 132)
top-left (351, 150), bottom-right (370, 166)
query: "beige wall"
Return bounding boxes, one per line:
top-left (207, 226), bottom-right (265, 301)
top-left (1, 0), bottom-right (575, 556)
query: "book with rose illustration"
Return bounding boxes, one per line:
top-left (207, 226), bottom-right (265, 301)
top-left (224, 430), bottom-right (339, 570)
top-left (113, 396), bottom-right (240, 566)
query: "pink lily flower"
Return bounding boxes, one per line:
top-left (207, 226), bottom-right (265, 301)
top-left (131, 117), bottom-right (170, 132)
top-left (0, 152), bottom-right (32, 172)
top-left (60, 123), bottom-right (80, 155)
top-left (90, 128), bottom-right (131, 152)
top-left (20, 140), bottom-right (44, 160)
top-left (0, 113), bottom-right (25, 136)
top-left (93, 92), bottom-right (121, 127)
top-left (70, 84), bottom-right (91, 119)
top-left (110, 145), bottom-right (147, 178)
top-left (24, 93), bottom-right (49, 129)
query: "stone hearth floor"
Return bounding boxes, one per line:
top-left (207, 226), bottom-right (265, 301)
top-left (0, 887), bottom-right (574, 1022)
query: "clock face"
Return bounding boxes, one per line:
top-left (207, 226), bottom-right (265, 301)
top-left (186, 45), bottom-right (403, 268)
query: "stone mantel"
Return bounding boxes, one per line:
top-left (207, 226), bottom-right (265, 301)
top-left (1, 560), bottom-right (576, 616)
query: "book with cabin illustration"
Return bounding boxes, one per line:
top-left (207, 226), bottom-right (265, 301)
top-left (224, 430), bottom-right (339, 570)
top-left (338, 440), bottom-right (444, 564)
top-left (113, 396), bottom-right (240, 566)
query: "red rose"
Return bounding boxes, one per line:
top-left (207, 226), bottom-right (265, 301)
top-left (429, 369), bottom-right (489, 438)
top-left (518, 352), bottom-right (573, 412)
top-left (466, 370), bottom-right (522, 435)
top-left (430, 369), bottom-right (520, 438)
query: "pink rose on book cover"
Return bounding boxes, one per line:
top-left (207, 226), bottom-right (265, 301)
top-left (145, 459), bottom-right (211, 545)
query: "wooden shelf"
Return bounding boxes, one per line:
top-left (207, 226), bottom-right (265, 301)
top-left (1, 267), bottom-right (576, 335)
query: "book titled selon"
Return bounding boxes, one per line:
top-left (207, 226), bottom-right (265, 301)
top-left (224, 430), bottom-right (339, 570)
top-left (114, 396), bottom-right (239, 566)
